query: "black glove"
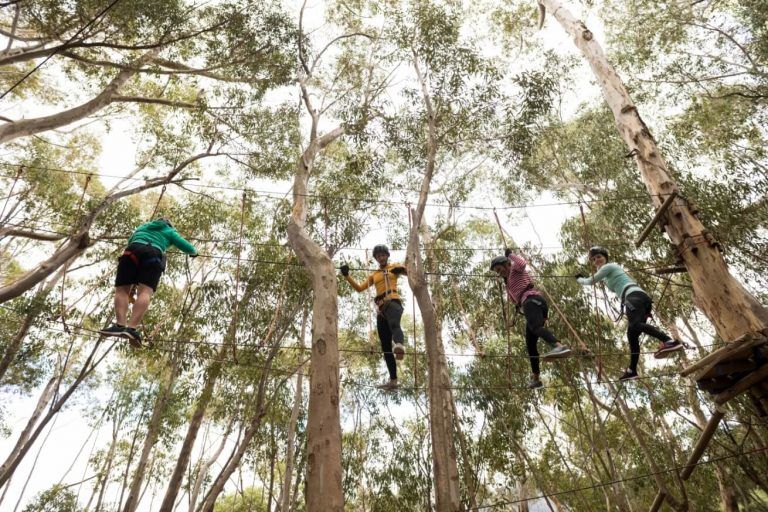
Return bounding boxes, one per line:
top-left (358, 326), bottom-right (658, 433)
top-left (340, 264), bottom-right (349, 276)
top-left (391, 266), bottom-right (407, 275)
top-left (574, 272), bottom-right (587, 279)
top-left (190, 253), bottom-right (199, 259)
top-left (504, 248), bottom-right (512, 257)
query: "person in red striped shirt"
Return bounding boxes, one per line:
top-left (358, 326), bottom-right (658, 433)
top-left (491, 250), bottom-right (571, 389)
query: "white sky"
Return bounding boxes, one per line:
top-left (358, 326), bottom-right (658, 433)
top-left (0, 1), bottom-right (697, 510)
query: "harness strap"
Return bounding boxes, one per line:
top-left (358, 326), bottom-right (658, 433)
top-left (374, 289), bottom-right (397, 303)
top-left (121, 250), bottom-right (139, 266)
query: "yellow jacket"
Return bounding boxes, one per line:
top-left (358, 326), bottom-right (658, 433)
top-left (345, 263), bottom-right (407, 304)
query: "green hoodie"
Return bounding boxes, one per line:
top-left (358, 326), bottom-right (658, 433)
top-left (128, 220), bottom-right (197, 255)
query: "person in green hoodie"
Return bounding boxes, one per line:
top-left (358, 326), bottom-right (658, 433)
top-left (99, 218), bottom-right (197, 346)
top-left (576, 246), bottom-right (683, 381)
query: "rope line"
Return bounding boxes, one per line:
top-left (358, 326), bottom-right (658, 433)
top-left (471, 446), bottom-right (768, 510)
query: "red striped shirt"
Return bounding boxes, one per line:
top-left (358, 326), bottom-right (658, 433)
top-left (505, 254), bottom-right (540, 305)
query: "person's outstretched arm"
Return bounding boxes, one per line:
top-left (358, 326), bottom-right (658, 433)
top-left (169, 230), bottom-right (197, 255)
top-left (340, 264), bottom-right (373, 292)
top-left (576, 263), bottom-right (614, 286)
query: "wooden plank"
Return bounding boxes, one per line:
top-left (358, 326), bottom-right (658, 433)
top-left (681, 332), bottom-right (762, 377)
top-left (714, 364), bottom-right (768, 405)
top-left (654, 265), bottom-right (687, 275)
top-left (635, 190), bottom-right (678, 248)
top-left (680, 410), bottom-right (725, 480)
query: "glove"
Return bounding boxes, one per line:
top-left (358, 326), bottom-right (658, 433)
top-left (504, 248), bottom-right (512, 257)
top-left (574, 272), bottom-right (587, 279)
top-left (391, 266), bottom-right (407, 275)
top-left (190, 253), bottom-right (199, 259)
top-left (340, 264), bottom-right (349, 276)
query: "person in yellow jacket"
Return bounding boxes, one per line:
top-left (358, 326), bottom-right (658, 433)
top-left (340, 244), bottom-right (407, 390)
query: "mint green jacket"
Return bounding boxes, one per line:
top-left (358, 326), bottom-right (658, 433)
top-left (577, 262), bottom-right (643, 298)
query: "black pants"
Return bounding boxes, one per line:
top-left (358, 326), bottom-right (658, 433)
top-left (376, 300), bottom-right (405, 380)
top-left (625, 291), bottom-right (671, 372)
top-left (522, 296), bottom-right (558, 375)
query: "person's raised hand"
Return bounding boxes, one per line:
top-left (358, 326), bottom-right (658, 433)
top-left (340, 264), bottom-right (350, 276)
top-left (504, 248), bottom-right (512, 257)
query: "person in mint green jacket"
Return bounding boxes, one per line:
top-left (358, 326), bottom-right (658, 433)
top-left (99, 218), bottom-right (197, 346)
top-left (576, 246), bottom-right (682, 381)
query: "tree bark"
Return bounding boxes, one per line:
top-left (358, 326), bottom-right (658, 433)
top-left (539, 0), bottom-right (768, 341)
top-left (286, 120), bottom-right (345, 511)
top-left (157, 353), bottom-right (223, 512)
top-left (279, 310), bottom-right (307, 512)
top-left (405, 52), bottom-right (463, 512)
top-left (122, 359), bottom-right (180, 512)
top-left (0, 48), bottom-right (160, 144)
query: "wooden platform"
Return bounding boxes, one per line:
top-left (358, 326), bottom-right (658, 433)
top-left (681, 329), bottom-right (768, 409)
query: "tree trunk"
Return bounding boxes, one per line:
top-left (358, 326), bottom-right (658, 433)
top-left (122, 360), bottom-right (180, 512)
top-left (279, 310), bottom-right (307, 512)
top-left (286, 79), bottom-right (345, 509)
top-left (0, 48), bottom-right (160, 144)
top-left (539, 0), bottom-right (768, 341)
top-left (0, 232), bottom-right (89, 304)
top-left (158, 354), bottom-right (223, 512)
top-left (0, 338), bottom-right (113, 488)
top-left (406, 52), bottom-right (463, 512)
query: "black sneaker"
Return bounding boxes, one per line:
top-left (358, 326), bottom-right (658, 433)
top-left (98, 324), bottom-right (125, 337)
top-left (123, 327), bottom-right (142, 348)
top-left (619, 369), bottom-right (639, 381)
top-left (654, 340), bottom-right (684, 359)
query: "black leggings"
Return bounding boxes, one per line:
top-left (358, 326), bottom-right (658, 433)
top-left (522, 296), bottom-right (558, 375)
top-left (625, 291), bottom-right (671, 372)
top-left (376, 300), bottom-right (405, 380)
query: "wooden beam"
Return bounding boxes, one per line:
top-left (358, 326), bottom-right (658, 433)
top-left (654, 265), bottom-right (687, 275)
top-left (714, 364), bottom-right (768, 405)
top-left (635, 190), bottom-right (678, 248)
top-left (680, 332), bottom-right (760, 377)
top-left (680, 410), bottom-right (725, 480)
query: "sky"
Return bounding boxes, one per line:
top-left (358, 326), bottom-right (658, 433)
top-left (0, 1), bottom-right (673, 510)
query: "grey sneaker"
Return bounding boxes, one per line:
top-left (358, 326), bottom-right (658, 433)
top-left (123, 327), bottom-right (142, 349)
top-left (542, 345), bottom-right (572, 361)
top-left (377, 379), bottom-right (399, 391)
top-left (393, 343), bottom-right (405, 360)
top-left (527, 378), bottom-right (544, 390)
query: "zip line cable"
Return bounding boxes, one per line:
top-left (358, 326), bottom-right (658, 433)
top-left (0, 164), bottom-right (671, 211)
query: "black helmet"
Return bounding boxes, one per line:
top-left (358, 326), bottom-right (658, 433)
top-left (588, 246), bottom-right (608, 261)
top-left (490, 255), bottom-right (508, 270)
top-left (372, 244), bottom-right (390, 257)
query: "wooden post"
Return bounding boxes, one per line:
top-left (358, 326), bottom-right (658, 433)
top-left (680, 410), bottom-right (725, 480)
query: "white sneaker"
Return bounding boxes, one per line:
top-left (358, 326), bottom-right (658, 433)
top-left (393, 343), bottom-right (405, 360)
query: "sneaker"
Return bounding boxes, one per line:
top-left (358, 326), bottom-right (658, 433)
top-left (98, 324), bottom-right (125, 337)
top-left (123, 327), bottom-right (142, 349)
top-left (527, 378), bottom-right (544, 390)
top-left (654, 340), bottom-right (684, 359)
top-left (542, 345), bottom-right (572, 361)
top-left (393, 343), bottom-right (405, 360)
top-left (619, 369), bottom-right (639, 381)
top-left (377, 379), bottom-right (399, 391)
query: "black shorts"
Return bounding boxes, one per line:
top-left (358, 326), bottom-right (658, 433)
top-left (114, 243), bottom-right (166, 291)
